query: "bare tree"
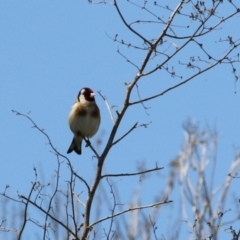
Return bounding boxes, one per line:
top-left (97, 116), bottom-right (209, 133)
top-left (170, 121), bottom-right (240, 239)
top-left (1, 0), bottom-right (240, 239)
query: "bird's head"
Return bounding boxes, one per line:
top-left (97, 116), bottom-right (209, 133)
top-left (77, 88), bottom-right (96, 103)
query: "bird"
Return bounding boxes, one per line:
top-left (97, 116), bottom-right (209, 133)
top-left (67, 87), bottom-right (101, 155)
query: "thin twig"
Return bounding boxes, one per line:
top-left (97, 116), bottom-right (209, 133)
top-left (129, 42), bottom-right (240, 106)
top-left (117, 48), bottom-right (140, 70)
top-left (114, 0), bottom-right (151, 46)
top-left (43, 156), bottom-right (61, 239)
top-left (98, 91), bottom-right (115, 124)
top-left (106, 178), bottom-right (117, 239)
top-left (89, 200), bottom-right (172, 228)
top-left (73, 172), bottom-right (90, 193)
top-left (149, 215), bottom-right (159, 240)
top-left (101, 166), bottom-right (163, 179)
top-left (18, 182), bottom-right (36, 240)
top-left (12, 110), bottom-right (91, 193)
top-left (19, 195), bottom-right (77, 238)
top-left (111, 122), bottom-right (138, 146)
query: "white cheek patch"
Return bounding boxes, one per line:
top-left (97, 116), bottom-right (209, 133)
top-left (79, 94), bottom-right (87, 103)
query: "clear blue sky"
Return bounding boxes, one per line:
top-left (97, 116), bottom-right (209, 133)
top-left (0, 1), bottom-right (240, 239)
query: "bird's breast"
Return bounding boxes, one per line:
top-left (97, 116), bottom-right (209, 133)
top-left (68, 103), bottom-right (100, 137)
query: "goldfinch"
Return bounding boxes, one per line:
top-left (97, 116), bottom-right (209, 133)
top-left (67, 88), bottom-right (101, 155)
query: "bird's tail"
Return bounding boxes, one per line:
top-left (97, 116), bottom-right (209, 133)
top-left (67, 137), bottom-right (82, 155)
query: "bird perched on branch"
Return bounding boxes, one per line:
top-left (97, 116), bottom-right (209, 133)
top-left (67, 88), bottom-right (101, 155)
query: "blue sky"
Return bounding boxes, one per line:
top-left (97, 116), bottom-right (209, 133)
top-left (0, 0), bottom-right (240, 239)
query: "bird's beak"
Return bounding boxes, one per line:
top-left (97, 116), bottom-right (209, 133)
top-left (90, 92), bottom-right (96, 97)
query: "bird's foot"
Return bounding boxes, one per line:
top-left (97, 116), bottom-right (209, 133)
top-left (85, 138), bottom-right (91, 147)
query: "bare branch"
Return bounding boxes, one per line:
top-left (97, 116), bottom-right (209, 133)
top-left (129, 42), bottom-right (240, 106)
top-left (89, 200), bottom-right (172, 228)
top-left (19, 194), bottom-right (78, 238)
top-left (73, 172), bottom-right (90, 193)
top-left (117, 48), bottom-right (140, 70)
top-left (18, 182), bottom-right (36, 240)
top-left (11, 110), bottom-right (91, 193)
top-left (114, 0), bottom-right (152, 46)
top-left (135, 83), bottom-right (151, 115)
top-left (111, 122), bottom-right (138, 146)
top-left (101, 165), bottom-right (163, 179)
top-left (98, 90), bottom-right (115, 124)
